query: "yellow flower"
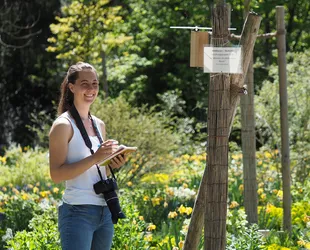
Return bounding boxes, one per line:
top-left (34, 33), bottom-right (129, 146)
top-left (185, 207), bottom-right (193, 215)
top-left (33, 186), bottom-right (39, 193)
top-left (303, 215), bottom-right (310, 223)
top-left (268, 177), bottom-right (274, 182)
top-left (239, 184), bottom-right (244, 191)
top-left (168, 211), bottom-right (178, 219)
top-left (12, 188), bottom-right (19, 195)
top-left (147, 224), bottom-right (156, 231)
top-left (260, 193), bottom-right (266, 201)
top-left (40, 191), bottom-right (50, 198)
top-left (0, 156), bottom-right (7, 164)
top-left (258, 182), bottom-right (264, 188)
top-left (277, 190), bottom-right (283, 199)
top-left (232, 154), bottom-right (242, 160)
top-left (178, 205), bottom-right (186, 214)
top-left (178, 205), bottom-right (193, 215)
top-left (182, 183), bottom-right (188, 188)
top-left (297, 240), bottom-right (306, 246)
top-left (272, 189), bottom-right (278, 194)
top-left (264, 151), bottom-right (272, 158)
top-left (229, 201), bottom-right (239, 209)
top-left (53, 187), bottom-right (59, 193)
top-left (27, 184), bottom-right (34, 189)
top-left (143, 195), bottom-right (149, 201)
top-left (164, 201), bottom-right (168, 208)
top-left (2, 187), bottom-right (7, 192)
top-left (178, 241), bottom-right (184, 249)
top-left (305, 242), bottom-right (310, 249)
top-left (257, 188), bottom-right (264, 195)
top-left (151, 197), bottom-right (161, 206)
top-left (139, 216), bottom-right (144, 221)
top-left (144, 234), bottom-right (153, 242)
top-left (127, 181), bottom-right (133, 187)
top-left (166, 187), bottom-right (174, 196)
top-left (22, 193), bottom-right (28, 200)
top-left (182, 154), bottom-right (190, 161)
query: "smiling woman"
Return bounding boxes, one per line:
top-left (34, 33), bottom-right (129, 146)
top-left (48, 62), bottom-right (127, 250)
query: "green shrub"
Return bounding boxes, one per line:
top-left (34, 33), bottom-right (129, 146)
top-left (112, 193), bottom-right (150, 250)
top-left (5, 207), bottom-right (60, 250)
top-left (0, 145), bottom-right (50, 187)
top-left (91, 95), bottom-right (179, 185)
top-left (226, 209), bottom-right (264, 250)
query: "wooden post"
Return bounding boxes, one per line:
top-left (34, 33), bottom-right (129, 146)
top-left (241, 0), bottom-right (258, 225)
top-left (276, 6), bottom-right (291, 233)
top-left (183, 12), bottom-right (261, 250)
top-left (241, 56), bottom-right (258, 224)
top-left (204, 4), bottom-right (230, 249)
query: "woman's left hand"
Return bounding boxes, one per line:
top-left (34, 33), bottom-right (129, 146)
top-left (109, 154), bottom-right (126, 170)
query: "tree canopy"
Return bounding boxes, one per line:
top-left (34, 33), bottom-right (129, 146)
top-left (0, 0), bottom-right (310, 149)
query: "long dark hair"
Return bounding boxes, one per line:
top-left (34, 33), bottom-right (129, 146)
top-left (57, 62), bottom-right (97, 115)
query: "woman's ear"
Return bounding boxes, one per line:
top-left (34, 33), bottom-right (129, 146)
top-left (68, 82), bottom-right (74, 93)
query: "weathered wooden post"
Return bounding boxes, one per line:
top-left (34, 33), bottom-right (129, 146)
top-left (241, 0), bottom-right (258, 225)
top-left (204, 2), bottom-right (230, 249)
top-left (183, 7), bottom-right (261, 249)
top-left (276, 5), bottom-right (291, 233)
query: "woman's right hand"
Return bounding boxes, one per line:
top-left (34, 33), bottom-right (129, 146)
top-left (93, 139), bottom-right (119, 163)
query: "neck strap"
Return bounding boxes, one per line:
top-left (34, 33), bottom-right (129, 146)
top-left (69, 105), bottom-right (116, 181)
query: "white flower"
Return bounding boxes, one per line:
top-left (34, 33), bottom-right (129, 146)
top-left (2, 228), bottom-right (13, 241)
top-left (171, 187), bottom-right (196, 200)
top-left (39, 198), bottom-right (50, 210)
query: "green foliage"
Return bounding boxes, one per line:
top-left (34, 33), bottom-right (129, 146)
top-left (27, 110), bottom-right (56, 149)
top-left (91, 95), bottom-right (179, 184)
top-left (47, 0), bottom-right (131, 66)
top-left (0, 145), bottom-right (50, 187)
top-left (0, 192), bottom-right (42, 235)
top-left (255, 49), bottom-right (310, 184)
top-left (112, 193), bottom-right (149, 250)
top-left (226, 209), bottom-right (264, 249)
top-left (5, 207), bottom-right (60, 250)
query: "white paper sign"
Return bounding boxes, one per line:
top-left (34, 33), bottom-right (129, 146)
top-left (203, 47), bottom-right (242, 73)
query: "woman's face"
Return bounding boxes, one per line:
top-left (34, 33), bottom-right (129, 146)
top-left (69, 69), bottom-right (99, 105)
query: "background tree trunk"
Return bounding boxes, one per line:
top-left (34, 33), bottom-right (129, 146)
top-left (241, 0), bottom-right (258, 225)
top-left (276, 6), bottom-right (291, 233)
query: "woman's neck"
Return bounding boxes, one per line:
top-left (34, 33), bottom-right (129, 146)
top-left (73, 102), bottom-right (90, 120)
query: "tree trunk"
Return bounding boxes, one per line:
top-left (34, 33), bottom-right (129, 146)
top-left (241, 0), bottom-right (258, 225)
top-left (241, 57), bottom-right (258, 224)
top-left (204, 4), bottom-right (230, 250)
top-left (183, 12), bottom-right (261, 250)
top-left (276, 6), bottom-right (291, 233)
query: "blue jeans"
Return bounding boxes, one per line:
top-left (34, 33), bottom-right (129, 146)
top-left (58, 202), bottom-right (114, 250)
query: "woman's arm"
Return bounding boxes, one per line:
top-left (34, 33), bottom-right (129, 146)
top-left (49, 118), bottom-right (117, 184)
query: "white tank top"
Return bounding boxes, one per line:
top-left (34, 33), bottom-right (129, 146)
top-left (56, 111), bottom-right (107, 206)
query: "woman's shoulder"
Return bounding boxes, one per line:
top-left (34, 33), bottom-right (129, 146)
top-left (49, 113), bottom-right (73, 136)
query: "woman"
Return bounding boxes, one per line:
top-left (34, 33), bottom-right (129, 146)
top-left (49, 62), bottom-right (126, 250)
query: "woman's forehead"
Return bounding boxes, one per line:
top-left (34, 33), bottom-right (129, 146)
top-left (77, 69), bottom-right (98, 81)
